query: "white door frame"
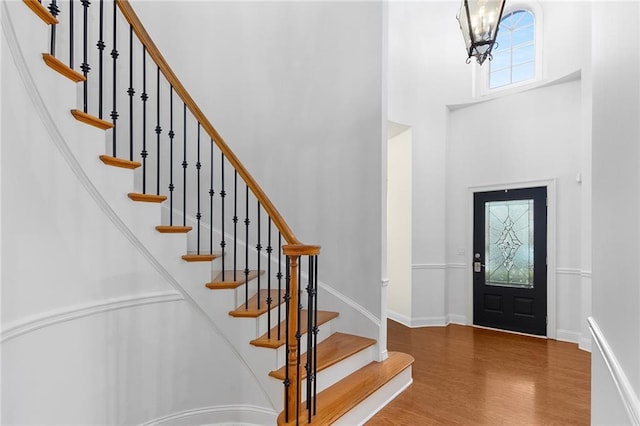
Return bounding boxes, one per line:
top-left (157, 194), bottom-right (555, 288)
top-left (466, 178), bottom-right (557, 339)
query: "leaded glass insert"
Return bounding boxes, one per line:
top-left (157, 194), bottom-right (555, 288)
top-left (485, 199), bottom-right (534, 288)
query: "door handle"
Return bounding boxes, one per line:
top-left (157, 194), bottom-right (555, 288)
top-left (473, 253), bottom-right (485, 273)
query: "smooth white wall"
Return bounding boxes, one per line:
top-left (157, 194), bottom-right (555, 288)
top-left (590, 1), bottom-right (640, 423)
top-left (446, 78), bottom-right (584, 342)
top-left (388, 1), bottom-right (469, 326)
top-left (134, 1), bottom-right (385, 340)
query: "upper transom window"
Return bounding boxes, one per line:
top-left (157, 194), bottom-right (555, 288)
top-left (489, 10), bottom-right (535, 89)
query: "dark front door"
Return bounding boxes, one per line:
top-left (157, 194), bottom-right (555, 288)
top-left (473, 187), bottom-right (547, 336)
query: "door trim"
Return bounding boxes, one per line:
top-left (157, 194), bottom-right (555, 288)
top-left (465, 179), bottom-right (557, 339)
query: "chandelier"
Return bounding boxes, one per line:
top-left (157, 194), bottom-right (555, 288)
top-left (457, 0), bottom-right (506, 65)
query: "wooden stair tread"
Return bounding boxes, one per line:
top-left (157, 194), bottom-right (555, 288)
top-left (128, 193), bottom-right (167, 203)
top-left (206, 270), bottom-right (264, 289)
top-left (277, 351), bottom-right (414, 426)
top-left (156, 225), bottom-right (192, 233)
top-left (42, 54), bottom-right (85, 82)
top-left (250, 310), bottom-right (339, 349)
top-left (229, 289), bottom-right (283, 318)
top-left (269, 332), bottom-right (376, 381)
top-left (71, 109), bottom-right (113, 130)
top-left (24, 0), bottom-right (59, 25)
top-left (99, 155), bottom-right (141, 169)
top-left (181, 253), bottom-right (220, 262)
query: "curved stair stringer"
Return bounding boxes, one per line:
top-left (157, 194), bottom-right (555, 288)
top-left (1, 0), bottom-right (280, 416)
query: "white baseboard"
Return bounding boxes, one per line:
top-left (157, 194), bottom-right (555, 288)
top-left (556, 329), bottom-right (581, 345)
top-left (386, 309), bottom-right (412, 327)
top-left (589, 317), bottom-right (640, 425)
top-left (387, 310), bottom-right (466, 328)
top-left (412, 316), bottom-right (448, 327)
top-left (447, 314), bottom-right (467, 325)
top-left (579, 336), bottom-right (592, 352)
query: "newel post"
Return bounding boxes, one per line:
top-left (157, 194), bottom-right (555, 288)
top-left (282, 244), bottom-right (321, 423)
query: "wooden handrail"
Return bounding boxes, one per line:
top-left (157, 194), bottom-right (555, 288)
top-left (116, 0), bottom-right (300, 245)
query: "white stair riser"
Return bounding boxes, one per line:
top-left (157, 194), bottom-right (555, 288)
top-left (333, 366), bottom-right (413, 426)
top-left (272, 319), bottom-right (336, 367)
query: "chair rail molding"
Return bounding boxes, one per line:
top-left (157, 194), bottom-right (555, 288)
top-left (1, 291), bottom-right (183, 343)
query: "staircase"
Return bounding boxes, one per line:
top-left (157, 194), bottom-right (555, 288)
top-left (8, 1), bottom-right (414, 424)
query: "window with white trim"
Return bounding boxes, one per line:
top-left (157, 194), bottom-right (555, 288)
top-left (489, 10), bottom-right (535, 89)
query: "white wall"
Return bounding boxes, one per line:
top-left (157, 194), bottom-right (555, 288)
top-left (446, 77), bottom-right (585, 343)
top-left (388, 1), bottom-right (470, 326)
top-left (133, 1), bottom-right (385, 341)
top-left (388, 1), bottom-right (593, 341)
top-left (590, 1), bottom-right (640, 423)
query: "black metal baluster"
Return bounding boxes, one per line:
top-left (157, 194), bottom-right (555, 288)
top-left (220, 153), bottom-right (226, 279)
top-left (233, 171), bottom-right (238, 281)
top-left (48, 1), bottom-right (59, 56)
top-left (312, 255), bottom-right (319, 416)
top-left (97, 0), bottom-right (104, 119)
top-left (244, 185), bottom-right (250, 309)
top-left (209, 140), bottom-right (215, 255)
top-left (306, 256), bottom-right (315, 421)
top-left (155, 66), bottom-right (162, 195)
top-left (140, 46), bottom-right (148, 193)
top-left (110, 0), bottom-right (118, 157)
top-left (277, 233), bottom-right (283, 340)
top-left (284, 255), bottom-right (291, 423)
top-left (69, 0), bottom-right (74, 69)
top-left (127, 25), bottom-right (134, 161)
top-left (266, 218), bottom-right (272, 339)
top-left (296, 259), bottom-right (302, 424)
top-left (196, 123), bottom-right (202, 254)
top-left (182, 104), bottom-right (188, 227)
top-left (256, 203), bottom-right (262, 311)
top-left (80, 0), bottom-right (90, 113)
top-left (168, 87), bottom-right (175, 225)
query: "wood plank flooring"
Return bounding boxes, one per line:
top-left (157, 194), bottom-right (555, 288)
top-left (366, 320), bottom-right (591, 425)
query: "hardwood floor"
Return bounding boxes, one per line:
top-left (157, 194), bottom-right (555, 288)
top-left (366, 320), bottom-right (591, 425)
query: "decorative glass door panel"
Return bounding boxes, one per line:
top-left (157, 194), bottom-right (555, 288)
top-left (485, 199), bottom-right (534, 288)
top-left (473, 187), bottom-right (547, 336)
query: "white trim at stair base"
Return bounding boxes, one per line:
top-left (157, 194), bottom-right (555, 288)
top-left (140, 404), bottom-right (277, 426)
top-left (386, 310), bottom-right (448, 328)
top-left (333, 366), bottom-right (413, 426)
top-left (1, 291), bottom-right (183, 343)
top-left (588, 316), bottom-right (640, 425)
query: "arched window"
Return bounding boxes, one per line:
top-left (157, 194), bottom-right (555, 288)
top-left (489, 10), bottom-right (535, 89)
